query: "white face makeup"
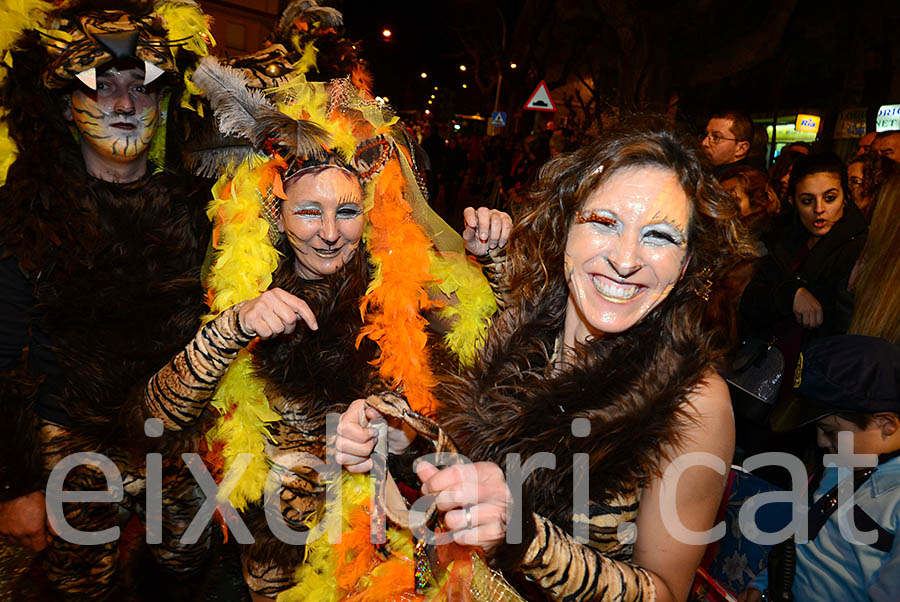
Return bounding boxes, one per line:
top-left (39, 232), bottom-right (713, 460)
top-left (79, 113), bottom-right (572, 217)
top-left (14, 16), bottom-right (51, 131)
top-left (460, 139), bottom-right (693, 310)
top-left (67, 66), bottom-right (160, 163)
top-left (279, 167), bottom-right (364, 280)
top-left (564, 166), bottom-right (691, 343)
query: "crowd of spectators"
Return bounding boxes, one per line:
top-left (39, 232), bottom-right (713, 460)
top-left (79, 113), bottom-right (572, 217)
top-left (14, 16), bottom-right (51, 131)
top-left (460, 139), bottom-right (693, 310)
top-left (405, 121), bottom-right (588, 229)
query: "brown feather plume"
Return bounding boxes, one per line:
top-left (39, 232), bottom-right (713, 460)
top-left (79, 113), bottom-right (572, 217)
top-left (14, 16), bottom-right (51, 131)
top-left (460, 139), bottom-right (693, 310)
top-left (190, 57), bottom-right (332, 175)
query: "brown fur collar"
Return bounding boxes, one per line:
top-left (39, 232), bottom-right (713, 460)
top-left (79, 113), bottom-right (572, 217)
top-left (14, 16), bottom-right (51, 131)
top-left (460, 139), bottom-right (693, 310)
top-left (251, 248), bottom-right (382, 421)
top-left (438, 287), bottom-right (712, 527)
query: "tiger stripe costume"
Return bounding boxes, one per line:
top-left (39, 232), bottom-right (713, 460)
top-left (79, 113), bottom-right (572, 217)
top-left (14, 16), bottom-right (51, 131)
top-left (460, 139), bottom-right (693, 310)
top-left (436, 239), bottom-right (723, 600)
top-left (142, 232), bottom-right (512, 598)
top-left (144, 305), bottom-right (252, 433)
top-left (142, 251), bottom-right (382, 597)
top-left (40, 421), bottom-right (210, 600)
top-left (0, 1), bottom-right (216, 598)
top-left (519, 509), bottom-right (655, 602)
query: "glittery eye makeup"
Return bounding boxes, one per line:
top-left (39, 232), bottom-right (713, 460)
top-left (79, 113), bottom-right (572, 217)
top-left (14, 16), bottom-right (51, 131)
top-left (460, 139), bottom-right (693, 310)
top-left (294, 205), bottom-right (322, 217)
top-left (336, 197), bottom-right (363, 219)
top-left (577, 208), bottom-right (685, 247)
top-left (575, 210), bottom-right (617, 227)
top-left (642, 223), bottom-right (685, 247)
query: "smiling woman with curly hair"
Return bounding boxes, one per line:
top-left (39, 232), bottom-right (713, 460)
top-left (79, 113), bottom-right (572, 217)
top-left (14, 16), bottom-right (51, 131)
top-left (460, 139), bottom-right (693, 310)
top-left (336, 116), bottom-right (758, 602)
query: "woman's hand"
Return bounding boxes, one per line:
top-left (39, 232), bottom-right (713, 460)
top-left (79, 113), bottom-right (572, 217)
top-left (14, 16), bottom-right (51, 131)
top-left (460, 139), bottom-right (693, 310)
top-left (463, 207), bottom-right (512, 257)
top-left (416, 460), bottom-right (512, 552)
top-left (0, 491), bottom-right (49, 551)
top-left (792, 287), bottom-right (823, 329)
top-left (237, 288), bottom-right (318, 339)
top-left (334, 399), bottom-right (416, 472)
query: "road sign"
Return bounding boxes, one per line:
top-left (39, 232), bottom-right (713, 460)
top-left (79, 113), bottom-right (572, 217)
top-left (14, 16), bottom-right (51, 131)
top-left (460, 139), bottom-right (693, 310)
top-left (524, 80), bottom-right (556, 112)
top-left (491, 111), bottom-right (507, 127)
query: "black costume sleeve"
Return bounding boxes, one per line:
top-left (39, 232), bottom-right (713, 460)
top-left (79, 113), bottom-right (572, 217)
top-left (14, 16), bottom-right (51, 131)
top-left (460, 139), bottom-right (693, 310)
top-left (799, 234), bottom-right (865, 336)
top-left (739, 251), bottom-right (802, 331)
top-left (0, 255), bottom-right (45, 501)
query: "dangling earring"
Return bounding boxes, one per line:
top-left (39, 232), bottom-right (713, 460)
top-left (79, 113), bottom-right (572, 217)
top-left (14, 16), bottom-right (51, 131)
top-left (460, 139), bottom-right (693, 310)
top-left (693, 267), bottom-right (713, 302)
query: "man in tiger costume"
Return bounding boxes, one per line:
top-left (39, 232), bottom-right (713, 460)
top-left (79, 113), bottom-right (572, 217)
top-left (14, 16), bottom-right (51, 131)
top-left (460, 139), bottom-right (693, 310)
top-left (0, 1), bottom-right (220, 599)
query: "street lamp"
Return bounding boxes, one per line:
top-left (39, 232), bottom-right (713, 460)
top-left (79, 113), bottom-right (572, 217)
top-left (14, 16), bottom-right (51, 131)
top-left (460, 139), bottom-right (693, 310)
top-left (382, 28), bottom-right (392, 39)
top-left (510, 62), bottom-right (517, 69)
top-left (462, 83), bottom-right (467, 89)
top-left (420, 72), bottom-right (427, 79)
top-left (459, 64), bottom-right (467, 72)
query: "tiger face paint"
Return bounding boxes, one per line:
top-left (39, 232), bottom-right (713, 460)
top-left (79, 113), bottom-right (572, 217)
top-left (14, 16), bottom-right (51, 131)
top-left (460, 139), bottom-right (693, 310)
top-left (66, 66), bottom-right (160, 165)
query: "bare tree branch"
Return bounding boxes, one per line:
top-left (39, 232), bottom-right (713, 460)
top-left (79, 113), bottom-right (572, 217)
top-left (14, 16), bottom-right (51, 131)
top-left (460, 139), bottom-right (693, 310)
top-left (679, 0), bottom-right (800, 87)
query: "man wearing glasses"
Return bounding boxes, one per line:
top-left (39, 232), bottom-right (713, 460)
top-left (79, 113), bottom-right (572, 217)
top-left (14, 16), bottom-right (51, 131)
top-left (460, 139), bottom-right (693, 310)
top-left (701, 110), bottom-right (754, 175)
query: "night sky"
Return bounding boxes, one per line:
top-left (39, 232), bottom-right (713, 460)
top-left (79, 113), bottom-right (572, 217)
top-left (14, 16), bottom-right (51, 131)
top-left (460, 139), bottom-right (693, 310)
top-left (332, 0), bottom-right (900, 132)
top-left (339, 1), bottom-right (480, 114)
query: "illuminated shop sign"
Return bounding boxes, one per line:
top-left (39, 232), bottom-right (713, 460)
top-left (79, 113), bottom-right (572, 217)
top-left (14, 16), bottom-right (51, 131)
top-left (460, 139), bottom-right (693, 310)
top-left (795, 114), bottom-right (821, 134)
top-left (835, 108), bottom-right (866, 139)
top-left (876, 104), bottom-right (900, 132)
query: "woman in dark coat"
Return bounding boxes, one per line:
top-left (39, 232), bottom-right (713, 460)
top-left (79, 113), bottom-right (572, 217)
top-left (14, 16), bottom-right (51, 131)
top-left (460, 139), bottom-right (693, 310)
top-left (736, 153), bottom-right (866, 472)
top-left (741, 153), bottom-right (866, 351)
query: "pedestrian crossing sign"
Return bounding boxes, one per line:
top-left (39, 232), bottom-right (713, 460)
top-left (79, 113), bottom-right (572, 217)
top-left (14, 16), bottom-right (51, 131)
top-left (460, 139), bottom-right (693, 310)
top-left (491, 112), bottom-right (507, 127)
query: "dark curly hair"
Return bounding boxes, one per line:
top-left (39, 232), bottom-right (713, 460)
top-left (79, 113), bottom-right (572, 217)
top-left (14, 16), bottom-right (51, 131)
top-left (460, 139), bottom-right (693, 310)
top-left (506, 116), bottom-right (757, 359)
top-left (848, 152), bottom-right (900, 220)
top-left (719, 165), bottom-right (781, 232)
top-left (787, 152), bottom-right (848, 202)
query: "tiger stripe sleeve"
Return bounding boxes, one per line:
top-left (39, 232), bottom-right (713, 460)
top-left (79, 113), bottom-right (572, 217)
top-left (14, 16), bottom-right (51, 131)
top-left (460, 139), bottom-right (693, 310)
top-left (143, 305), bottom-right (253, 431)
top-left (519, 513), bottom-right (657, 602)
top-left (473, 248), bottom-right (511, 311)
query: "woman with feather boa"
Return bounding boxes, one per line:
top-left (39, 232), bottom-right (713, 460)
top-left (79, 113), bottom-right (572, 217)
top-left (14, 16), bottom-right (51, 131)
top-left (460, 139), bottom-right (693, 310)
top-left (139, 55), bottom-right (509, 600)
top-left (336, 119), bottom-right (759, 602)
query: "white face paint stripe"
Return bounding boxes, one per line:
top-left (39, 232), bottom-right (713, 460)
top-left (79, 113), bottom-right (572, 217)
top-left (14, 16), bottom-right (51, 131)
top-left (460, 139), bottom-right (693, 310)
top-left (75, 67), bottom-right (97, 90)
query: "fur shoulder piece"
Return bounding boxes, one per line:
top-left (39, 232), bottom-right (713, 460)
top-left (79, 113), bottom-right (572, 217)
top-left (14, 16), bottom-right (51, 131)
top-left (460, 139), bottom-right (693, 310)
top-left (438, 294), bottom-right (712, 526)
top-left (2, 166), bottom-right (211, 454)
top-left (251, 249), bottom-right (379, 419)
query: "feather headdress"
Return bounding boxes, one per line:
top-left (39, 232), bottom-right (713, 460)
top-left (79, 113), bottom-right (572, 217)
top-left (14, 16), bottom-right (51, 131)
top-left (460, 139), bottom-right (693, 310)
top-left (188, 57), bottom-right (331, 176)
top-left (219, 0), bottom-right (363, 92)
top-left (275, 0), bottom-right (343, 39)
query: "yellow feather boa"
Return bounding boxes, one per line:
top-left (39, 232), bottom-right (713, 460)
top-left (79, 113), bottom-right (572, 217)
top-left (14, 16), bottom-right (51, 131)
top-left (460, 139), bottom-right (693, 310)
top-left (203, 159), bottom-right (283, 508)
top-left (277, 473), bottom-right (462, 602)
